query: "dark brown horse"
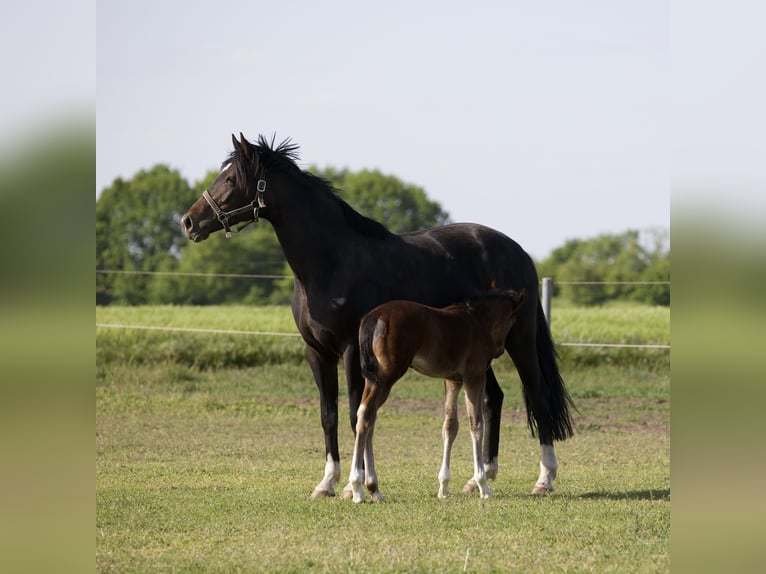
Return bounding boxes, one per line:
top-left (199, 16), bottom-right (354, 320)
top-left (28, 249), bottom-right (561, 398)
top-left (350, 290), bottom-right (527, 502)
top-left (180, 134), bottom-right (575, 497)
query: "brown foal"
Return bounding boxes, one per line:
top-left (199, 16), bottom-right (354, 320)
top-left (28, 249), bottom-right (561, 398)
top-left (349, 289), bottom-right (526, 502)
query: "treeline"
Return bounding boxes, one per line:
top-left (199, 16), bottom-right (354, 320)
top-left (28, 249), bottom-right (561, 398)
top-left (96, 165), bottom-right (669, 306)
top-left (538, 228), bottom-right (670, 306)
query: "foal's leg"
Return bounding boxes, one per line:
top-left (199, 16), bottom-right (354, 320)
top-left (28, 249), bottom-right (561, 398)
top-left (463, 367), bottom-right (503, 493)
top-left (438, 379), bottom-right (461, 498)
top-left (463, 375), bottom-right (493, 499)
top-left (349, 381), bottom-right (390, 503)
top-left (306, 346), bottom-right (342, 499)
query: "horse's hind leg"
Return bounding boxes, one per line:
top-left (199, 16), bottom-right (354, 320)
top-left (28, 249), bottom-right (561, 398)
top-left (506, 334), bottom-right (559, 494)
top-left (463, 375), bottom-right (493, 499)
top-left (438, 379), bottom-right (461, 498)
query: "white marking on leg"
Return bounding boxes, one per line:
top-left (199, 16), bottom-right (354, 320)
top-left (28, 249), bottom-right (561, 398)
top-left (533, 444), bottom-right (558, 494)
top-left (311, 452), bottom-right (341, 498)
top-left (349, 404), bottom-right (368, 503)
top-left (472, 433), bottom-right (492, 499)
top-left (438, 431), bottom-right (453, 498)
top-left (440, 380), bottom-right (460, 498)
top-left (465, 381), bottom-right (493, 499)
top-left (364, 419), bottom-right (384, 502)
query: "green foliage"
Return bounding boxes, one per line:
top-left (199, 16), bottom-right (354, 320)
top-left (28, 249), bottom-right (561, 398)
top-left (96, 165), bottom-right (198, 304)
top-left (538, 229), bottom-right (670, 306)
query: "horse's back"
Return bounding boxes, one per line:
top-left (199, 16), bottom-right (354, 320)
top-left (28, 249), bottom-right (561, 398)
top-left (400, 223), bottom-right (539, 294)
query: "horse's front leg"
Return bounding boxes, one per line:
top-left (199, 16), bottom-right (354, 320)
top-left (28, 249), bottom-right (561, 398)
top-left (306, 346), bottom-right (342, 499)
top-left (341, 345), bottom-right (366, 499)
top-left (438, 379), bottom-right (461, 498)
top-left (464, 375), bottom-right (493, 499)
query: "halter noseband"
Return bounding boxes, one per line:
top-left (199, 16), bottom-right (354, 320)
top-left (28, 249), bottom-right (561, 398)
top-left (202, 159), bottom-right (267, 238)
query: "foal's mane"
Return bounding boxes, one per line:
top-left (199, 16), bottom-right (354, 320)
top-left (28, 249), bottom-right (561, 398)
top-left (460, 289), bottom-right (524, 307)
top-left (228, 134), bottom-right (391, 239)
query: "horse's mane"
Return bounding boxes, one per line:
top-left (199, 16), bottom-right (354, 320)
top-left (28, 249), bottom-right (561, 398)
top-left (228, 134), bottom-right (391, 239)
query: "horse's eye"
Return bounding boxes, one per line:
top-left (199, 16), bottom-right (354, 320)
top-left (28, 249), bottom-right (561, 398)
top-left (225, 176), bottom-right (234, 185)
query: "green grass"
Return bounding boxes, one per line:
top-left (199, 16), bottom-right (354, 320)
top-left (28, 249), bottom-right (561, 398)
top-left (96, 304), bottom-right (670, 572)
top-left (96, 303), bottom-right (670, 370)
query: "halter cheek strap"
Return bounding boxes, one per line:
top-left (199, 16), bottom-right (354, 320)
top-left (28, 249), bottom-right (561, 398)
top-left (202, 166), bottom-right (267, 238)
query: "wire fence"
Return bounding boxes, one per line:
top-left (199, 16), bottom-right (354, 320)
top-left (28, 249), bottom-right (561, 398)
top-left (96, 269), bottom-right (670, 350)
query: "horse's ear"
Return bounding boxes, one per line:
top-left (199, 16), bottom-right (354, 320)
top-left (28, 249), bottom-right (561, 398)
top-left (242, 133), bottom-right (254, 161)
top-left (233, 132), bottom-right (252, 162)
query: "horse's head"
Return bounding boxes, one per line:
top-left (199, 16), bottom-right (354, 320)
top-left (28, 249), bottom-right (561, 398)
top-left (181, 133), bottom-right (267, 242)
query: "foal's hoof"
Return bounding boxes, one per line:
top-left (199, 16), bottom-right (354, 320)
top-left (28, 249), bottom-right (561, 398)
top-left (531, 484), bottom-right (554, 495)
top-left (311, 488), bottom-right (335, 499)
top-left (462, 478), bottom-right (479, 494)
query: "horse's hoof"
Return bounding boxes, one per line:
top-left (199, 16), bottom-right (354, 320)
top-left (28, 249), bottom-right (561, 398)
top-left (370, 491), bottom-right (385, 503)
top-left (462, 479), bottom-right (478, 494)
top-left (311, 488), bottom-right (335, 499)
top-left (531, 484), bottom-right (554, 495)
top-left (341, 482), bottom-right (357, 499)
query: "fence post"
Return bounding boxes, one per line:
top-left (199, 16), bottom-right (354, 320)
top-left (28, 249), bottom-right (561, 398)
top-left (542, 277), bottom-right (552, 328)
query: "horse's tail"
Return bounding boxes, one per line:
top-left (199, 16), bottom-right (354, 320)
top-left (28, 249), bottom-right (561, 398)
top-left (359, 314), bottom-right (383, 384)
top-left (524, 302), bottom-right (576, 441)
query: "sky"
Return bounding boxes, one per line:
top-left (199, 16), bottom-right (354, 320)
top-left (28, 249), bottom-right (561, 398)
top-left (0, 2), bottom-right (760, 260)
top-left (94, 0), bottom-right (672, 260)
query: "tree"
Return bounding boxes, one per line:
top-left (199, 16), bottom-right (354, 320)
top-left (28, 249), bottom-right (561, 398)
top-left (150, 223), bottom-right (287, 305)
top-left (539, 229), bottom-right (670, 306)
top-left (96, 165), bottom-right (197, 304)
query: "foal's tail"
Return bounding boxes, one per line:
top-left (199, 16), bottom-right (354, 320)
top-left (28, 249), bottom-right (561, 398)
top-left (359, 315), bottom-right (382, 384)
top-left (525, 302), bottom-right (576, 441)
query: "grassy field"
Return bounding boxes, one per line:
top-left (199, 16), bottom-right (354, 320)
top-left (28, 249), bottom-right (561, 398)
top-left (96, 303), bottom-right (669, 370)
top-left (96, 304), bottom-right (670, 572)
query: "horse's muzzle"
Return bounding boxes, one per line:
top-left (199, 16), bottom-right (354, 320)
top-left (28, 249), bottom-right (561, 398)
top-left (180, 213), bottom-right (209, 242)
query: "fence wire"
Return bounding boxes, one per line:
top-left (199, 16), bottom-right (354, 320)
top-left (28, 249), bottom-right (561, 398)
top-left (96, 270), bottom-right (670, 350)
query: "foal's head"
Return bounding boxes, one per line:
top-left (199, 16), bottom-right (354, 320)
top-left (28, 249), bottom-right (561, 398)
top-left (468, 289), bottom-right (527, 355)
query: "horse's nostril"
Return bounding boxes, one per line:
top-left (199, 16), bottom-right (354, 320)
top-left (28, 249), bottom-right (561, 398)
top-left (181, 214), bottom-right (193, 230)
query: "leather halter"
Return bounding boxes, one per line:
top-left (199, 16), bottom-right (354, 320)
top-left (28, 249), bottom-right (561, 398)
top-left (202, 159), bottom-right (267, 238)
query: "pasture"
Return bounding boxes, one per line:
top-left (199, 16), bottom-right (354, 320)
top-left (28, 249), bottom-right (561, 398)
top-left (96, 304), bottom-right (669, 572)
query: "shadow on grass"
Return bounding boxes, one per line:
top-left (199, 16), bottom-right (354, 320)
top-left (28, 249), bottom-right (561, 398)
top-left (576, 489), bottom-right (670, 501)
